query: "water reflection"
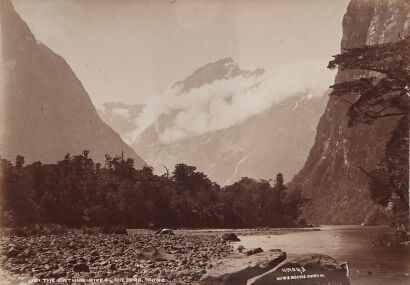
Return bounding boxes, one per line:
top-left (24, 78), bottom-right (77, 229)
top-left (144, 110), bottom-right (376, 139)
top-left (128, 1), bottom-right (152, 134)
top-left (236, 225), bottom-right (410, 285)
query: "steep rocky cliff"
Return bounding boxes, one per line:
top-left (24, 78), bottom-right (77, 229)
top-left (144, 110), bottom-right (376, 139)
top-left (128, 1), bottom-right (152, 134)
top-left (0, 0), bottom-right (145, 167)
top-left (291, 0), bottom-right (409, 224)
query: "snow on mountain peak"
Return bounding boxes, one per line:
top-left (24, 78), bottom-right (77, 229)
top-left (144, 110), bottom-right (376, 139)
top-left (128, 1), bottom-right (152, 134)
top-left (172, 57), bottom-right (265, 93)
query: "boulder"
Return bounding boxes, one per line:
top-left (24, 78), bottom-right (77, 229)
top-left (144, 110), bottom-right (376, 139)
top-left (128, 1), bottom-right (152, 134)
top-left (136, 245), bottom-right (174, 261)
top-left (6, 247), bottom-right (20, 258)
top-left (200, 249), bottom-right (286, 285)
top-left (246, 248), bottom-right (263, 256)
top-left (222, 233), bottom-right (240, 242)
top-left (109, 263), bottom-right (117, 271)
top-left (73, 263), bottom-right (90, 273)
top-left (50, 267), bottom-right (66, 278)
top-left (156, 228), bottom-right (175, 235)
top-left (249, 254), bottom-right (350, 285)
top-left (237, 245), bottom-right (245, 253)
top-left (66, 257), bottom-right (77, 264)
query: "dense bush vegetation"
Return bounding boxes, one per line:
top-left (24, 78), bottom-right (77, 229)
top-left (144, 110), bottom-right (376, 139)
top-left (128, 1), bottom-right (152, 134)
top-left (0, 151), bottom-right (307, 228)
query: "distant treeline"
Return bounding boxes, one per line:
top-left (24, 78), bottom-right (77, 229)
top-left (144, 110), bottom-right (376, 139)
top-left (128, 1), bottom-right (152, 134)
top-left (0, 151), bottom-right (308, 228)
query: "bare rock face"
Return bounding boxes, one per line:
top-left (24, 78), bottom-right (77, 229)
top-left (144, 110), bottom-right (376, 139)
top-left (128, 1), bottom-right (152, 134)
top-left (199, 249), bottom-right (286, 285)
top-left (290, 0), bottom-right (410, 224)
top-left (250, 254), bottom-right (350, 285)
top-left (0, 0), bottom-right (145, 167)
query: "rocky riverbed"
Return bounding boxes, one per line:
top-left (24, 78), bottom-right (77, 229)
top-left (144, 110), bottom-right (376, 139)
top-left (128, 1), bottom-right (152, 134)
top-left (0, 230), bottom-right (235, 285)
top-left (0, 228), bottom-right (354, 285)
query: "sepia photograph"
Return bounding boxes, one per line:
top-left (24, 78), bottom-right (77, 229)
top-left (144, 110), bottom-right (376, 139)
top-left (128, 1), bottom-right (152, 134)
top-left (0, 0), bottom-right (409, 284)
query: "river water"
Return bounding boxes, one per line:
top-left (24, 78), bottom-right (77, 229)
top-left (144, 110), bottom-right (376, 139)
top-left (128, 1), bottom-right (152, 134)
top-left (232, 225), bottom-right (409, 285)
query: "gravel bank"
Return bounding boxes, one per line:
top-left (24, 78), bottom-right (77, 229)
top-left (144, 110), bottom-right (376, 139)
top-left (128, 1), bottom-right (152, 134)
top-left (0, 230), bottom-right (235, 285)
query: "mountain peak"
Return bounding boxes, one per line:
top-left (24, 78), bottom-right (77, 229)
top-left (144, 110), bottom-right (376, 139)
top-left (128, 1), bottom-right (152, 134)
top-left (172, 57), bottom-right (264, 93)
top-left (0, 0), bottom-right (145, 167)
top-left (216, 57), bottom-right (235, 64)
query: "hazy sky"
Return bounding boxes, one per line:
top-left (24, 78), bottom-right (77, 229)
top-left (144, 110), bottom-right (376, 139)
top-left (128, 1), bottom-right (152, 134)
top-left (13, 0), bottom-right (350, 106)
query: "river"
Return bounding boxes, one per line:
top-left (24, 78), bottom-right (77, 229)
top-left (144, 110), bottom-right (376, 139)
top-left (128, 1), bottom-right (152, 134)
top-left (230, 225), bottom-right (409, 285)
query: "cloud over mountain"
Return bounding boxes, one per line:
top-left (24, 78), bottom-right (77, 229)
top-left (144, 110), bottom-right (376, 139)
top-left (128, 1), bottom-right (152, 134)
top-left (131, 59), bottom-right (335, 144)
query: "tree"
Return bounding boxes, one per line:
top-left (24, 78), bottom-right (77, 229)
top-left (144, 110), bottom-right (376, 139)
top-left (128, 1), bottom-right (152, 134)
top-left (0, 151), bottom-right (308, 228)
top-left (273, 173), bottom-right (286, 191)
top-left (15, 155), bottom-right (25, 168)
top-left (328, 37), bottom-right (409, 226)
